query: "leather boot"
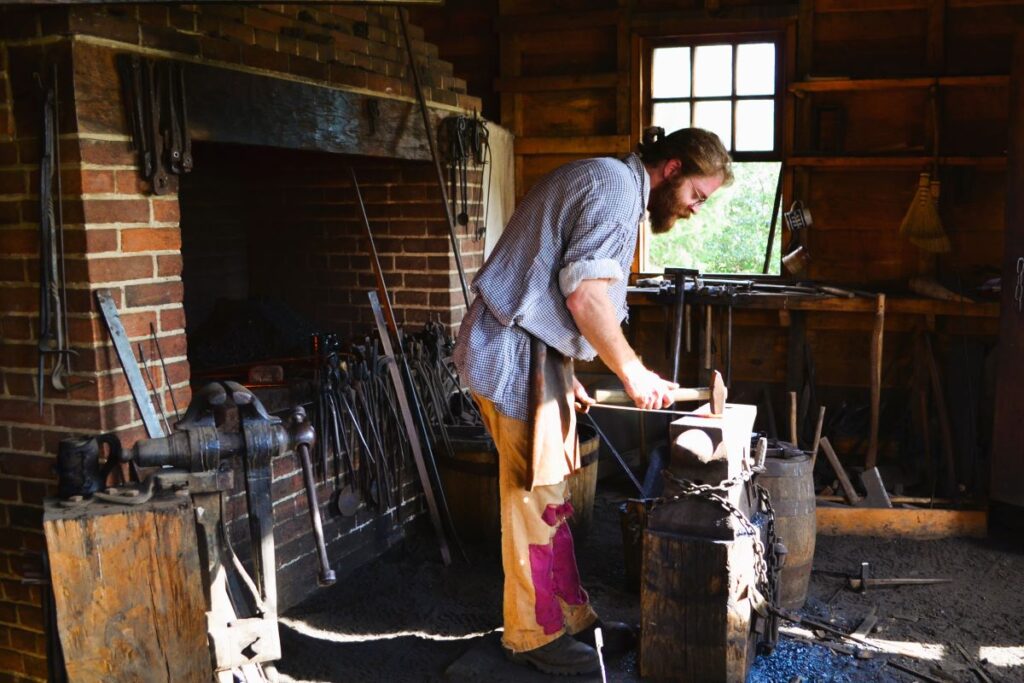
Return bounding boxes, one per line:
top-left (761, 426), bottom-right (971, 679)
top-left (505, 633), bottom-right (601, 675)
top-left (572, 619), bottom-right (637, 656)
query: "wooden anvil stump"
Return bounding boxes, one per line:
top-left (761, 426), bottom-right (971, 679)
top-left (640, 402), bottom-right (764, 683)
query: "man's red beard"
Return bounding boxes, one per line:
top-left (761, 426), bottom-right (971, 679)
top-left (647, 172), bottom-right (691, 234)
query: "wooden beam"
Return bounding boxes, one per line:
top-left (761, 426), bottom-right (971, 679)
top-left (926, 0), bottom-right (946, 73)
top-left (814, 0), bottom-right (927, 12)
top-left (790, 75), bottom-right (1009, 92)
top-left (816, 506), bottom-right (987, 538)
top-left (494, 72), bottom-right (619, 93)
top-left (630, 292), bottom-right (1000, 317)
top-left (184, 62), bottom-right (442, 160)
top-left (498, 9), bottom-right (621, 33)
top-left (630, 4), bottom-right (799, 30)
top-left (865, 294), bottom-right (885, 469)
top-left (516, 135), bottom-right (631, 155)
top-left (786, 155), bottom-right (1007, 169)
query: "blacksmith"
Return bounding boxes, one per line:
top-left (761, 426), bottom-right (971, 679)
top-left (453, 126), bottom-right (733, 675)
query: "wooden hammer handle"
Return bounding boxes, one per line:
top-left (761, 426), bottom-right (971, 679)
top-left (593, 386), bottom-right (710, 404)
top-left (593, 370), bottom-right (727, 414)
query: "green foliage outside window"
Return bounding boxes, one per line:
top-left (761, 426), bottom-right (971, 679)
top-left (647, 162), bottom-right (782, 275)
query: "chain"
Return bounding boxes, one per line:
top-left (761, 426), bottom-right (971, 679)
top-left (657, 466), bottom-right (780, 625)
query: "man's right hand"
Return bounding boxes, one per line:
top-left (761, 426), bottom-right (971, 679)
top-left (621, 361), bottom-right (679, 410)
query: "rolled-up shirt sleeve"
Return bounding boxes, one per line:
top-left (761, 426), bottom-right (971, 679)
top-left (558, 218), bottom-right (632, 297)
top-left (558, 258), bottom-right (623, 296)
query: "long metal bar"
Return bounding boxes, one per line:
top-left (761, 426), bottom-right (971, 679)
top-left (583, 413), bottom-right (644, 496)
top-left (589, 403), bottom-right (719, 418)
top-left (398, 8), bottom-right (471, 310)
top-left (762, 165), bottom-right (784, 274)
top-left (137, 342), bottom-right (171, 435)
top-left (95, 289), bottom-right (165, 438)
top-left (149, 322), bottom-right (181, 422)
top-left (351, 168), bottom-right (454, 565)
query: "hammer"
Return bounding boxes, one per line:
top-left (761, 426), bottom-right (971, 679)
top-left (847, 562), bottom-right (951, 592)
top-left (592, 370), bottom-right (727, 415)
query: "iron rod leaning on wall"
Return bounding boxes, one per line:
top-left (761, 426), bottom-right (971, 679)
top-left (351, 168), bottom-right (457, 566)
top-left (399, 8), bottom-right (472, 310)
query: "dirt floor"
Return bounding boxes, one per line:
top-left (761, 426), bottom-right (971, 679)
top-left (276, 476), bottom-right (1024, 682)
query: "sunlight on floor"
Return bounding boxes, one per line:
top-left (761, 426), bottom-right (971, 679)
top-left (978, 645), bottom-right (1024, 666)
top-left (279, 617), bottom-right (501, 644)
top-left (780, 625), bottom-right (946, 661)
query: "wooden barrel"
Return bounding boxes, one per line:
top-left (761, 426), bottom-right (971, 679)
top-left (438, 425), bottom-right (501, 542)
top-left (759, 453), bottom-right (816, 609)
top-left (565, 423), bottom-right (600, 538)
top-left (437, 424), bottom-right (600, 542)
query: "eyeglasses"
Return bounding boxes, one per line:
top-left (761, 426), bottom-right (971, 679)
top-left (688, 179), bottom-right (708, 208)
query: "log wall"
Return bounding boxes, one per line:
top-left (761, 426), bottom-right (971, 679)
top-left (410, 0), bottom-right (1023, 492)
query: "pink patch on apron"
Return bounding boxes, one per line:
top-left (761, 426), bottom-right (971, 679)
top-left (529, 502), bottom-right (589, 632)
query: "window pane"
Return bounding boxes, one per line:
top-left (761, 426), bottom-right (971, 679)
top-left (736, 100), bottom-right (775, 151)
top-left (652, 102), bottom-right (691, 135)
top-left (736, 43), bottom-right (775, 96)
top-left (646, 161), bottom-right (782, 274)
top-left (693, 45), bottom-right (732, 97)
top-left (652, 47), bottom-right (690, 98)
top-left (694, 100), bottom-right (731, 149)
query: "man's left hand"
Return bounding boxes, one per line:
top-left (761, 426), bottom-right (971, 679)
top-left (572, 377), bottom-right (595, 413)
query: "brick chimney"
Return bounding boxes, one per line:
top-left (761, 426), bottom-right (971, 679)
top-left (0, 5), bottom-right (484, 679)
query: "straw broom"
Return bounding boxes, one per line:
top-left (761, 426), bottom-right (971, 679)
top-left (899, 86), bottom-right (951, 254)
top-left (899, 172), bottom-right (950, 253)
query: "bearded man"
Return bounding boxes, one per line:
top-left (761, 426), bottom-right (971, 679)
top-left (453, 126), bottom-right (733, 675)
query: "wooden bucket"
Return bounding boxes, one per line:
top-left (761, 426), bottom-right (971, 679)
top-left (759, 453), bottom-right (816, 609)
top-left (437, 424), bottom-right (600, 542)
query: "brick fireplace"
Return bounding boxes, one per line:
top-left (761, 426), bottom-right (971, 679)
top-left (0, 5), bottom-right (490, 679)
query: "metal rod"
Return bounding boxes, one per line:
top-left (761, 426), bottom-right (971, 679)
top-left (398, 8), bottom-right (471, 310)
top-left (762, 164), bottom-right (784, 274)
top-left (583, 413), bottom-right (644, 496)
top-left (670, 271), bottom-right (686, 384)
top-left (149, 322), bottom-right (181, 422)
top-left (296, 443), bottom-right (336, 586)
top-left (137, 342), bottom-right (171, 435)
top-left (589, 403), bottom-right (719, 418)
top-left (351, 168), bottom-right (458, 565)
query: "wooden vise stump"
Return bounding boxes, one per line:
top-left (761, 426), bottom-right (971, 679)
top-left (43, 496), bottom-right (213, 683)
top-left (640, 403), bottom-right (762, 682)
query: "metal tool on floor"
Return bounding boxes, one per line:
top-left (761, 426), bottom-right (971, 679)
top-left (847, 562), bottom-right (951, 592)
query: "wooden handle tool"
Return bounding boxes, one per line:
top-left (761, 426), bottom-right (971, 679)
top-left (593, 370), bottom-right (727, 415)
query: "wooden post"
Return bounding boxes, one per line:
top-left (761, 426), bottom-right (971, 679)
top-left (820, 437), bottom-right (861, 505)
top-left (788, 391), bottom-right (799, 446)
top-left (866, 294), bottom-right (886, 469)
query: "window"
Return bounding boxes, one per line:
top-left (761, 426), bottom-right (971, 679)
top-left (644, 36), bottom-right (783, 274)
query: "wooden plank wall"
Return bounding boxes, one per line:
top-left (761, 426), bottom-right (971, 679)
top-left (481, 0), bottom-right (1023, 493)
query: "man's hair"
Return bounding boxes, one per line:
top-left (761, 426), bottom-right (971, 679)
top-left (637, 126), bottom-right (734, 186)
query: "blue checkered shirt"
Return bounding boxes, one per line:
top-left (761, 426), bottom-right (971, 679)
top-left (453, 154), bottom-right (650, 421)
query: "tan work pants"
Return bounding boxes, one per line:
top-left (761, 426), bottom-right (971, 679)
top-left (475, 395), bottom-right (598, 653)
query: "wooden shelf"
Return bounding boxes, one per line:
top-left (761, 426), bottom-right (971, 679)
top-left (628, 290), bottom-right (1001, 318)
top-left (786, 155), bottom-right (1007, 170)
top-left (790, 74), bottom-right (1009, 93)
